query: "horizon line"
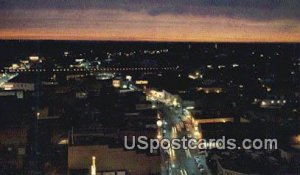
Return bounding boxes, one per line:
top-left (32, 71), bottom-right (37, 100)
top-left (0, 39), bottom-right (299, 44)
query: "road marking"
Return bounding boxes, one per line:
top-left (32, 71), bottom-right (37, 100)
top-left (185, 149), bottom-right (192, 158)
top-left (183, 169), bottom-right (188, 175)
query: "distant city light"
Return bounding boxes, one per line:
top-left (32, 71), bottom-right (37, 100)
top-left (112, 80), bottom-right (121, 88)
top-left (232, 64), bottom-right (239, 68)
top-left (29, 56), bottom-right (39, 61)
top-left (125, 75), bottom-right (132, 81)
top-left (58, 139), bottom-right (69, 145)
top-left (135, 80), bottom-right (148, 85)
top-left (186, 106), bottom-right (194, 110)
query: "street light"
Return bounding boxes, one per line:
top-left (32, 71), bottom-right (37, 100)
top-left (157, 133), bottom-right (162, 139)
top-left (157, 120), bottom-right (163, 127)
top-left (157, 113), bottom-right (161, 119)
top-left (91, 156), bottom-right (96, 175)
top-left (36, 112), bottom-right (40, 119)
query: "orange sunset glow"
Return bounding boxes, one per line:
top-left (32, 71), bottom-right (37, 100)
top-left (0, 1), bottom-right (299, 42)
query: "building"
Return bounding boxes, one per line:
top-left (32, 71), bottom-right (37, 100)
top-left (0, 127), bottom-right (27, 171)
top-left (68, 144), bottom-right (161, 175)
top-left (2, 82), bottom-right (34, 91)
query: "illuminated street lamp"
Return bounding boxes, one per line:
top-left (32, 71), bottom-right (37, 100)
top-left (157, 133), bottom-right (162, 140)
top-left (157, 120), bottom-right (163, 127)
top-left (36, 112), bottom-right (40, 119)
top-left (91, 156), bottom-right (96, 175)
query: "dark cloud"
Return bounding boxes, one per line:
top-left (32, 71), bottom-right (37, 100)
top-left (0, 0), bottom-right (299, 21)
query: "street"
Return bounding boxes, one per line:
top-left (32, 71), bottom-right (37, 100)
top-left (159, 105), bottom-right (211, 175)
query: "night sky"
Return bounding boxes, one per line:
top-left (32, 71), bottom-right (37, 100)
top-left (0, 0), bottom-right (299, 42)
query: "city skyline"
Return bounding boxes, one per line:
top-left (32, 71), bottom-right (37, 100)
top-left (0, 1), bottom-right (299, 174)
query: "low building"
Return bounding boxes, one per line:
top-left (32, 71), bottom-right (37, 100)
top-left (212, 147), bottom-right (299, 175)
top-left (68, 144), bottom-right (161, 175)
top-left (2, 82), bottom-right (34, 91)
top-left (0, 127), bottom-right (27, 170)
